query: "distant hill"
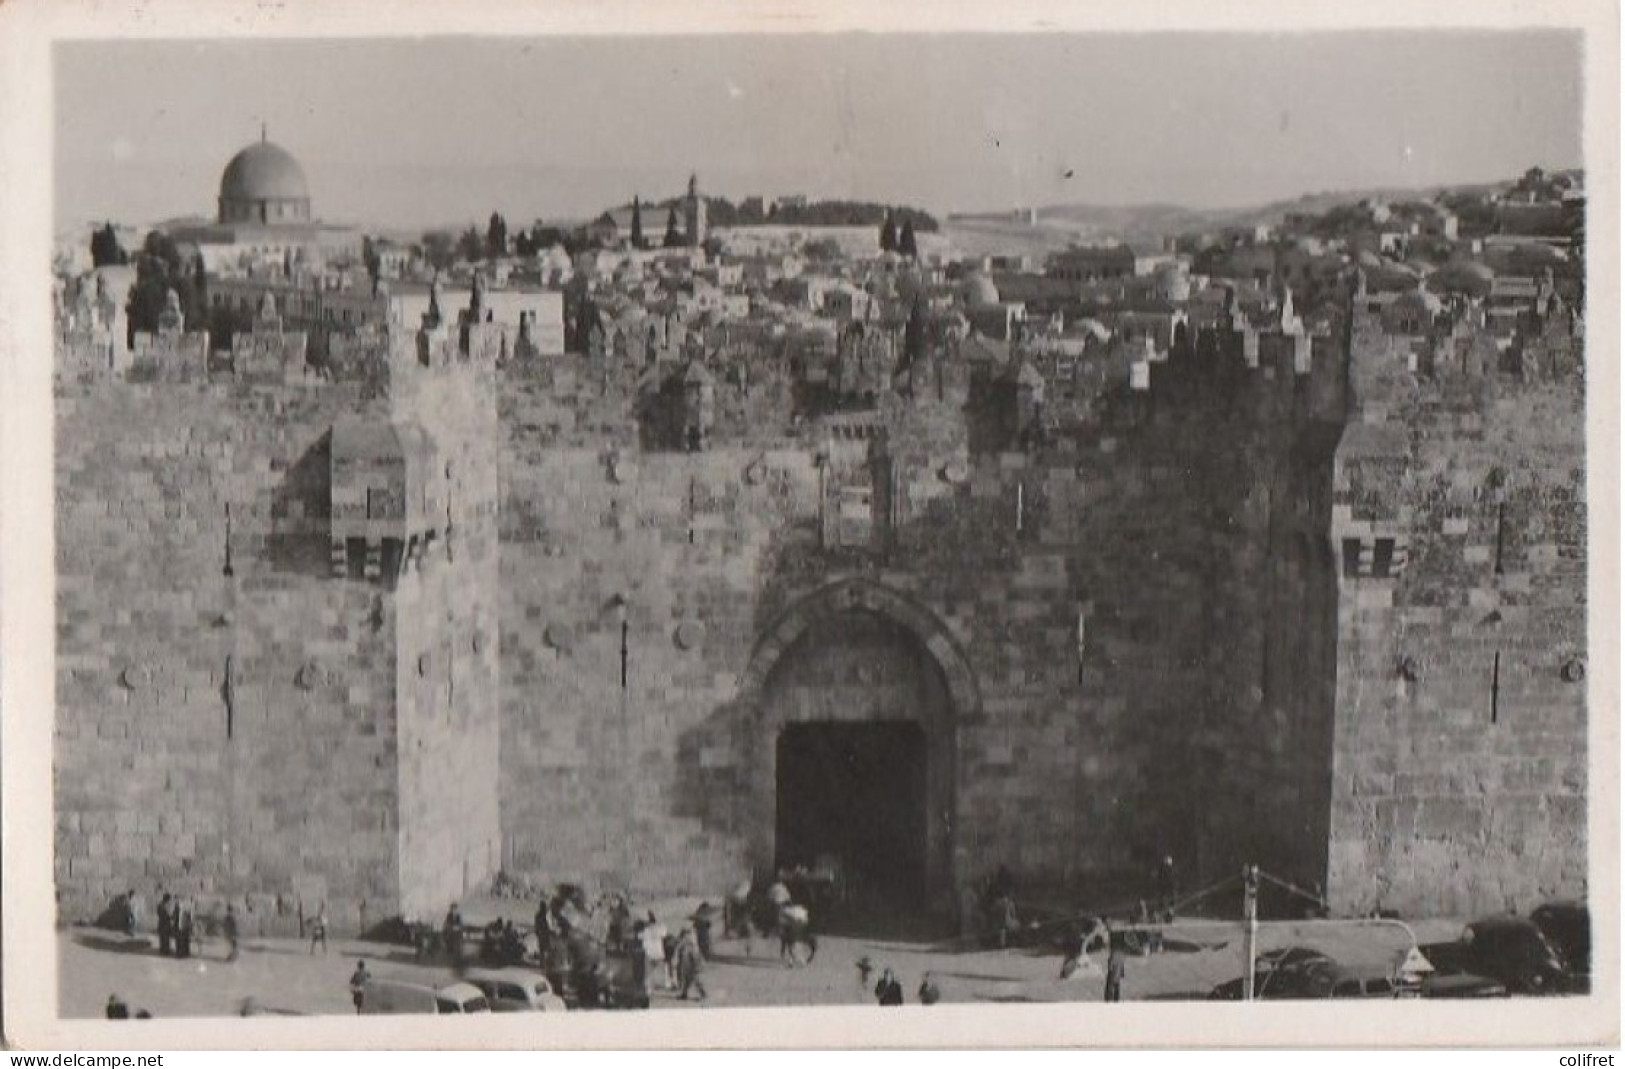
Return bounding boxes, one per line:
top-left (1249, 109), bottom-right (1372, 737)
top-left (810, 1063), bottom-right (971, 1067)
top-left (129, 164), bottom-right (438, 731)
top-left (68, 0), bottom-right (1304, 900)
top-left (950, 180), bottom-right (1513, 249)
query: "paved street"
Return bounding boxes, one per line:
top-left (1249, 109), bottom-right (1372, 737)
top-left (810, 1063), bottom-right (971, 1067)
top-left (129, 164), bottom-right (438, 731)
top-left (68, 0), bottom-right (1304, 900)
top-left (60, 902), bottom-right (1470, 1019)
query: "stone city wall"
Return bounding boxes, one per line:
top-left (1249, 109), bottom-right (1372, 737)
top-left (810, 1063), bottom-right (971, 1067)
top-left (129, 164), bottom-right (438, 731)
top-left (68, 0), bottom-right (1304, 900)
top-left (55, 375), bottom-right (401, 933)
top-left (493, 323), bottom-right (1354, 910)
top-left (1326, 309), bottom-right (1587, 915)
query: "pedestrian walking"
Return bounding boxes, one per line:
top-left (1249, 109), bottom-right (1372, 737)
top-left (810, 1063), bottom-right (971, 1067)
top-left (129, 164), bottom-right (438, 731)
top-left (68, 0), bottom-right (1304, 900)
top-left (309, 904), bottom-right (328, 954)
top-left (674, 926), bottom-right (707, 1001)
top-left (349, 960), bottom-right (371, 1014)
top-left (1104, 944), bottom-right (1126, 1003)
top-left (223, 904), bottom-right (240, 963)
top-left (918, 973), bottom-right (941, 1005)
top-left (156, 893), bottom-right (174, 958)
top-left (105, 993), bottom-right (130, 1020)
top-left (874, 967), bottom-right (904, 1006)
top-left (856, 955), bottom-right (875, 991)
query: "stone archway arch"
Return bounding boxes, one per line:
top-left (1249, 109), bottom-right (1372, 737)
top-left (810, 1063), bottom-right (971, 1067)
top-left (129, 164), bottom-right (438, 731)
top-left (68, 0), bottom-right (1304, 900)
top-left (735, 578), bottom-right (980, 917)
top-left (739, 578), bottom-right (982, 717)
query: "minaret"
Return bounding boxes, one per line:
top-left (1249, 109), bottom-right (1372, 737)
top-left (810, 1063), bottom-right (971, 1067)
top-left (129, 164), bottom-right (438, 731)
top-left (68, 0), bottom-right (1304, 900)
top-left (684, 172), bottom-right (707, 248)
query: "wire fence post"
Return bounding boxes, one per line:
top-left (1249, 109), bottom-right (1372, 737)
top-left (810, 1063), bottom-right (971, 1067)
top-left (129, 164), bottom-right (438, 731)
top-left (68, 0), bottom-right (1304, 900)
top-left (1241, 864), bottom-right (1259, 1001)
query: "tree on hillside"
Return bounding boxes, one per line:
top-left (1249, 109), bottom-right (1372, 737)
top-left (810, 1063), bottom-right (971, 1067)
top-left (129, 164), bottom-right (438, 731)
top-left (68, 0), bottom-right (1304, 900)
top-left (90, 223), bottom-right (128, 268)
top-left (527, 223), bottom-right (587, 259)
top-left (421, 231), bottom-right (457, 270)
top-left (362, 235), bottom-right (381, 284)
top-left (457, 226), bottom-right (485, 263)
top-left (663, 205), bottom-right (683, 248)
top-left (631, 197), bottom-right (646, 250)
top-left (898, 217), bottom-right (918, 259)
top-left (485, 213), bottom-right (508, 259)
top-left (879, 211), bottom-right (898, 253)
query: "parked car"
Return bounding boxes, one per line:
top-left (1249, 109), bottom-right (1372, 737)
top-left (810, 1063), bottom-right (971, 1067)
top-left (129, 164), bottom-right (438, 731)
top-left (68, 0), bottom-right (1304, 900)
top-left (360, 978), bottom-right (492, 1015)
top-left (1530, 901), bottom-right (1591, 993)
top-left (464, 967), bottom-right (569, 1012)
top-left (1207, 947), bottom-right (1335, 1000)
top-left (1255, 958), bottom-right (1398, 1000)
top-left (1421, 915), bottom-right (1577, 995)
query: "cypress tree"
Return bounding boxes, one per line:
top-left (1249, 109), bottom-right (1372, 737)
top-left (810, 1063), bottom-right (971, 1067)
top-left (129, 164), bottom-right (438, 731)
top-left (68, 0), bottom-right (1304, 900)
top-left (880, 211), bottom-right (897, 253)
top-left (898, 217), bottom-right (918, 259)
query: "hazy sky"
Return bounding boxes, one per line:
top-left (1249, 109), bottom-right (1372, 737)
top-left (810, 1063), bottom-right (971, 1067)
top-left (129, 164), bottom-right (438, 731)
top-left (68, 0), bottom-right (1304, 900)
top-left (54, 32), bottom-right (1583, 232)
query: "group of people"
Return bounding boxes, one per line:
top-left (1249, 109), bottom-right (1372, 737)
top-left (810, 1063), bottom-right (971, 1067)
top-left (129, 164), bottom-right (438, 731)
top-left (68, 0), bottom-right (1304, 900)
top-left (152, 892), bottom-right (198, 959)
top-left (607, 897), bottom-right (710, 1001)
top-left (103, 994), bottom-right (152, 1020)
top-left (478, 915), bottom-right (528, 966)
top-left (104, 888), bottom-right (254, 964)
top-left (858, 958), bottom-right (941, 1006)
top-left (522, 886), bottom-right (708, 1005)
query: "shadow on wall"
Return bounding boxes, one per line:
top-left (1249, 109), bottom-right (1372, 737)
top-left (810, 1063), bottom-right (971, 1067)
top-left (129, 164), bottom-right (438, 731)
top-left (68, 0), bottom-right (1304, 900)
top-left (266, 429), bottom-right (333, 577)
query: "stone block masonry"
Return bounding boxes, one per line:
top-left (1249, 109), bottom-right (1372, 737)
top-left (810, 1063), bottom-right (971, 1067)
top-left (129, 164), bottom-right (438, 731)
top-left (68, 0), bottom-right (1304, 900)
top-left (56, 317), bottom-right (504, 931)
top-left (1325, 307), bottom-right (1586, 916)
top-left (54, 289), bottom-right (1588, 930)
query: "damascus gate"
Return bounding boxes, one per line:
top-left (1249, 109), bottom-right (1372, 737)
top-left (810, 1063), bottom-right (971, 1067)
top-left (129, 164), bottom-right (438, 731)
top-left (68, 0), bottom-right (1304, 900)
top-left (53, 137), bottom-right (1588, 936)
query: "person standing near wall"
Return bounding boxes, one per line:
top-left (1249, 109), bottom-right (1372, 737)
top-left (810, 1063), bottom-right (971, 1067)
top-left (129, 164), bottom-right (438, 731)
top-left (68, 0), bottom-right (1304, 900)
top-left (123, 888), bottom-right (142, 938)
top-left (156, 893), bottom-right (174, 957)
top-left (309, 903), bottom-right (328, 954)
top-left (443, 903), bottom-right (464, 964)
top-left (223, 904), bottom-right (240, 963)
top-left (1156, 854), bottom-right (1177, 911)
top-left (175, 900), bottom-right (194, 960)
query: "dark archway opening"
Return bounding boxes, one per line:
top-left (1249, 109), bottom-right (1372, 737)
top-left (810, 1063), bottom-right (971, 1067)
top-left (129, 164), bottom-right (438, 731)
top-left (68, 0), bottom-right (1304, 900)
top-left (775, 721), bottom-right (928, 924)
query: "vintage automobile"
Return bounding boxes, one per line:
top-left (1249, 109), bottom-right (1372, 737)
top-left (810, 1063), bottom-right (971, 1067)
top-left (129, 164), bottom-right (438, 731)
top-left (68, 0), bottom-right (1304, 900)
top-left (1212, 957), bottom-right (1399, 1000)
top-left (463, 967), bottom-right (569, 1012)
top-left (1421, 915), bottom-right (1579, 996)
top-left (1207, 947), bottom-right (1335, 1000)
top-left (360, 979), bottom-right (491, 1015)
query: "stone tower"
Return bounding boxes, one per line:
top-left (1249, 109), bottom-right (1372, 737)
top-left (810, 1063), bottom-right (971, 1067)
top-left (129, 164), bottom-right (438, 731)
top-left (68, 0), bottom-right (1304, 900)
top-left (684, 173), bottom-right (707, 249)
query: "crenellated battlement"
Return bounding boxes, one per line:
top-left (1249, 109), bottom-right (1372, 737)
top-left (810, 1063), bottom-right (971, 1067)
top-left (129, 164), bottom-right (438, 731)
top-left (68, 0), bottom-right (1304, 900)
top-left (1347, 281), bottom-right (1584, 409)
top-left (325, 318), bottom-right (507, 398)
top-left (57, 296), bottom-right (508, 404)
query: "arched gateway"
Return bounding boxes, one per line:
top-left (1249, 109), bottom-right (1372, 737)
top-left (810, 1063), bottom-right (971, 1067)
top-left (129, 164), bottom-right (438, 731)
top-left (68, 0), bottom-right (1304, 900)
top-left (735, 579), bottom-right (980, 920)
